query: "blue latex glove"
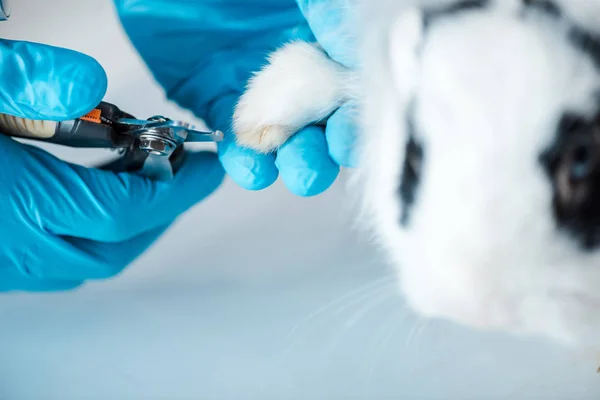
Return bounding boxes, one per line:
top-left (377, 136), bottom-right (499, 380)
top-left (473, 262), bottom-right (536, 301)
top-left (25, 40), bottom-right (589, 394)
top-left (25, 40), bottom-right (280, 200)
top-left (0, 39), bottom-right (224, 292)
top-left (115, 0), bottom-right (357, 196)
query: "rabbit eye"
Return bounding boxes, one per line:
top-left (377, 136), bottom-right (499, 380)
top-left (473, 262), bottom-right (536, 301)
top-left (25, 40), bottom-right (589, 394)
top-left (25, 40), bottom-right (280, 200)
top-left (540, 113), bottom-right (600, 250)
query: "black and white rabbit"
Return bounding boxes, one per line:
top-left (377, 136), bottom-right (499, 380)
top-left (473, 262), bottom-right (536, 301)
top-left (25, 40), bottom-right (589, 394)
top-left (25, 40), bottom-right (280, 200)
top-left (233, 0), bottom-right (600, 351)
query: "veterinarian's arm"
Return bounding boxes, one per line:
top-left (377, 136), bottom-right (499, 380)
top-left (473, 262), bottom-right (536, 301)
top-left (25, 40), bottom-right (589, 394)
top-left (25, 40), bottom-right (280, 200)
top-left (114, 0), bottom-right (358, 196)
top-left (0, 39), bottom-right (224, 292)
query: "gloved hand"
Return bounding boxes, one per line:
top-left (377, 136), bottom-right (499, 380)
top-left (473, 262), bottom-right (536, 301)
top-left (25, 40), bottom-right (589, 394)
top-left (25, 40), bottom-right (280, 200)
top-left (115, 0), bottom-right (358, 196)
top-left (0, 39), bottom-right (224, 292)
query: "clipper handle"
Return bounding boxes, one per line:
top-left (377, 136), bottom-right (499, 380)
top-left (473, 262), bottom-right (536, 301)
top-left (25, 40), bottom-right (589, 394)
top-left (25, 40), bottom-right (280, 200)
top-left (0, 114), bottom-right (123, 148)
top-left (0, 113), bottom-right (58, 140)
top-left (0, 105), bottom-right (131, 149)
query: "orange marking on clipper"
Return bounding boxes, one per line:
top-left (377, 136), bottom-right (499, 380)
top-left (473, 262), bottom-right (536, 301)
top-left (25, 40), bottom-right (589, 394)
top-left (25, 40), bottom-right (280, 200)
top-left (79, 108), bottom-right (102, 124)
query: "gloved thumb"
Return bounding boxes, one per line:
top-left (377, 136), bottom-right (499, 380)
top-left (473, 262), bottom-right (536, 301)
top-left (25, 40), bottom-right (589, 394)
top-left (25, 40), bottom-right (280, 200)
top-left (295, 0), bottom-right (357, 68)
top-left (0, 39), bottom-right (107, 120)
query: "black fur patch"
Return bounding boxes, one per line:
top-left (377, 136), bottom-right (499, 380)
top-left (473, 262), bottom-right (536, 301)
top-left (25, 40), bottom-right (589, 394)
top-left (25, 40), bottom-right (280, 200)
top-left (522, 0), bottom-right (561, 17)
top-left (423, 0), bottom-right (489, 28)
top-left (399, 116), bottom-right (424, 227)
top-left (569, 28), bottom-right (600, 70)
top-left (521, 0), bottom-right (600, 70)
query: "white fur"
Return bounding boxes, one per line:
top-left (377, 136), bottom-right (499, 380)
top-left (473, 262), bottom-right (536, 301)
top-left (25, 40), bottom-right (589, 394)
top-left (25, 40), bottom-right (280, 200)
top-left (233, 1), bottom-right (600, 351)
top-left (233, 41), bottom-right (352, 153)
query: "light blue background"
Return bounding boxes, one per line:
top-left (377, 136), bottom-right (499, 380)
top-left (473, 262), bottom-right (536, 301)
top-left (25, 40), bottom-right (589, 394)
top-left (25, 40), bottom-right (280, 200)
top-left (1, 0), bottom-right (599, 398)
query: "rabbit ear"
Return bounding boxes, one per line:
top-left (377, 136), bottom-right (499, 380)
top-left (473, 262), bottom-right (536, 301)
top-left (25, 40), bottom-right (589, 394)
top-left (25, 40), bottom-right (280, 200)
top-left (350, 4), bottom-right (426, 239)
top-left (388, 7), bottom-right (425, 100)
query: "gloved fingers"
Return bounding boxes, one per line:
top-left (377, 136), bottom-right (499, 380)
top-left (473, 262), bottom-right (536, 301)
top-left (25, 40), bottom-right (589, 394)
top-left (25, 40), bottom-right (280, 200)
top-left (325, 103), bottom-right (359, 168)
top-left (212, 93), bottom-right (342, 195)
top-left (218, 133), bottom-right (279, 190)
top-left (0, 39), bottom-right (107, 120)
top-left (295, 0), bottom-right (357, 68)
top-left (19, 147), bottom-right (224, 243)
top-left (21, 226), bottom-right (168, 281)
top-left (275, 125), bottom-right (339, 197)
top-left (211, 94), bottom-right (279, 190)
top-left (0, 267), bottom-right (82, 292)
